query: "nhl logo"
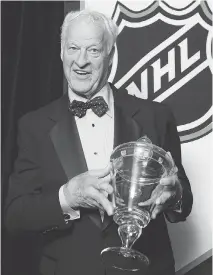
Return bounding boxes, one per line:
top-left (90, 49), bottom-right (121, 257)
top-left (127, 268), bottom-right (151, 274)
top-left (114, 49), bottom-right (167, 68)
top-left (109, 1), bottom-right (212, 143)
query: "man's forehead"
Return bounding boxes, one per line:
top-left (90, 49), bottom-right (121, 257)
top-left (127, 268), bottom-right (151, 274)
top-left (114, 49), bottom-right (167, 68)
top-left (66, 16), bottom-right (105, 41)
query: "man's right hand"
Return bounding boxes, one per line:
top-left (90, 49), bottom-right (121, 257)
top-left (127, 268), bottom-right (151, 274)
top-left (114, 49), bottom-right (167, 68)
top-left (63, 165), bottom-right (114, 216)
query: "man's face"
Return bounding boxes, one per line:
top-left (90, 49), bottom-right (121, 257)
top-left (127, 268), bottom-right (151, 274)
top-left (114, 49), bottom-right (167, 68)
top-left (62, 17), bottom-right (112, 98)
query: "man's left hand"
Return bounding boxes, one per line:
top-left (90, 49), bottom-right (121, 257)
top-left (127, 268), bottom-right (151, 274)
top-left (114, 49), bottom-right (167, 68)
top-left (138, 168), bottom-right (183, 219)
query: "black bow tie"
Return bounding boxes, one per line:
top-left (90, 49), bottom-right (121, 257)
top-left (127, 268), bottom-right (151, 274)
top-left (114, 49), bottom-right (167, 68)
top-left (69, 96), bottom-right (109, 118)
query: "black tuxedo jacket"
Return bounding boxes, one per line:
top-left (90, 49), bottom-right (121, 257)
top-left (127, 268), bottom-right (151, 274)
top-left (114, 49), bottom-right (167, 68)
top-left (5, 84), bottom-right (193, 275)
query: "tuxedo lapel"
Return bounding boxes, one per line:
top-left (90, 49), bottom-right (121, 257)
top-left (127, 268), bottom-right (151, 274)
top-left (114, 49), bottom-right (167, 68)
top-left (50, 111), bottom-right (88, 180)
top-left (113, 105), bottom-right (142, 149)
top-left (111, 84), bottom-right (143, 148)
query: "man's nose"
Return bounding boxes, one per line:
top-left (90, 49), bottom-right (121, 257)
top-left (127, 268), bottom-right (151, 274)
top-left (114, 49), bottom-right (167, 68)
top-left (75, 49), bottom-right (89, 67)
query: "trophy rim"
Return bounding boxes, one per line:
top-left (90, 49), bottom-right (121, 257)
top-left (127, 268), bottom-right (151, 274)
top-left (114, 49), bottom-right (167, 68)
top-left (111, 141), bottom-right (169, 159)
top-left (110, 141), bottom-right (176, 180)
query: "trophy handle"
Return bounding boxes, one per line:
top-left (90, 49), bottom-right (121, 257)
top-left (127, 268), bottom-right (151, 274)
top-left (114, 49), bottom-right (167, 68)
top-left (137, 135), bottom-right (152, 144)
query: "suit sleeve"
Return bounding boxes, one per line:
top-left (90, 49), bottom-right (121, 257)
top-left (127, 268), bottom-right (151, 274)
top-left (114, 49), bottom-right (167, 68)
top-left (4, 116), bottom-right (73, 235)
top-left (162, 106), bottom-right (193, 223)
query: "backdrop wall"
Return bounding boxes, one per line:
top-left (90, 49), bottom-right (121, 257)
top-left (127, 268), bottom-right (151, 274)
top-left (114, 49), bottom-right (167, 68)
top-left (83, 0), bottom-right (212, 273)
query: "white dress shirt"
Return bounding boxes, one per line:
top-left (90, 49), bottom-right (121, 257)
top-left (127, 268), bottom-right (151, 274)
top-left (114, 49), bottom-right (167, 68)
top-left (59, 83), bottom-right (114, 222)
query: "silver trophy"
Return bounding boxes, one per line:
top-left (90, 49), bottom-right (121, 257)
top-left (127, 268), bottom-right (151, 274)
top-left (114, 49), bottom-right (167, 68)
top-left (101, 136), bottom-right (176, 272)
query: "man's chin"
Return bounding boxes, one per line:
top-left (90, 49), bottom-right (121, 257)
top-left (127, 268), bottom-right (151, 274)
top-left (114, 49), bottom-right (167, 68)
top-left (70, 86), bottom-right (93, 98)
top-left (69, 82), bottom-right (97, 98)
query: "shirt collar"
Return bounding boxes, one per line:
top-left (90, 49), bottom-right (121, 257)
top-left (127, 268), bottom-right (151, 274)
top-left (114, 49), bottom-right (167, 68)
top-left (68, 83), bottom-right (114, 118)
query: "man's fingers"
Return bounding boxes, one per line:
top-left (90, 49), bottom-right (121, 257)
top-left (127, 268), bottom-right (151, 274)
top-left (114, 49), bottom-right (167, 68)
top-left (138, 187), bottom-right (162, 206)
top-left (92, 189), bottom-right (114, 216)
top-left (138, 195), bottom-right (157, 206)
top-left (93, 177), bottom-right (112, 190)
top-left (100, 190), bottom-right (108, 198)
top-left (151, 205), bottom-right (164, 219)
top-left (89, 164), bottom-right (112, 178)
top-left (98, 182), bottom-right (113, 194)
top-left (87, 198), bottom-right (103, 209)
top-left (155, 191), bottom-right (173, 205)
top-left (99, 174), bottom-right (111, 183)
top-left (139, 189), bottom-right (174, 207)
top-left (160, 175), bottom-right (176, 186)
top-left (115, 197), bottom-right (125, 206)
top-left (151, 191), bottom-right (174, 219)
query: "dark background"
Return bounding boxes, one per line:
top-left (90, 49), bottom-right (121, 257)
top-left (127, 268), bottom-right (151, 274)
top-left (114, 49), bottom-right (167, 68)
top-left (1, 2), bottom-right (80, 274)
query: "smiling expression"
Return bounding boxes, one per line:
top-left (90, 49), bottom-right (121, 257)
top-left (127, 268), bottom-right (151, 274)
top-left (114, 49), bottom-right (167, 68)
top-left (61, 16), bottom-right (113, 98)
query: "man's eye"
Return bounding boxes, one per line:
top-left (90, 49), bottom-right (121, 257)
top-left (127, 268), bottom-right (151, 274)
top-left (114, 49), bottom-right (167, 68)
top-left (89, 48), bottom-right (100, 55)
top-left (68, 46), bottom-right (78, 51)
top-left (91, 49), bottom-right (98, 53)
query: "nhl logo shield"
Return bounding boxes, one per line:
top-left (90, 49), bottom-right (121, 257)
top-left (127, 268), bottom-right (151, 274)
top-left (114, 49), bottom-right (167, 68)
top-left (109, 1), bottom-right (212, 143)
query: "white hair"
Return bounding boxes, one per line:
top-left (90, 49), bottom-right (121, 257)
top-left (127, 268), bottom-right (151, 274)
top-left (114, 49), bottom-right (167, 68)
top-left (61, 9), bottom-right (118, 53)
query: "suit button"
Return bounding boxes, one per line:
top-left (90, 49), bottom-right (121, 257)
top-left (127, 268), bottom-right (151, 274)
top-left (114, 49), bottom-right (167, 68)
top-left (52, 226), bottom-right (59, 230)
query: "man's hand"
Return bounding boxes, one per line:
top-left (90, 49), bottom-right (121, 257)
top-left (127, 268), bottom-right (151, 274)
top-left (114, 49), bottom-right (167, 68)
top-left (63, 165), bottom-right (114, 216)
top-left (138, 168), bottom-right (183, 219)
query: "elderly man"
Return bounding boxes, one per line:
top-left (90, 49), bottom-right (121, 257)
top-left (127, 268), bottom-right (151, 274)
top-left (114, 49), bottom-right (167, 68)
top-left (5, 10), bottom-right (193, 275)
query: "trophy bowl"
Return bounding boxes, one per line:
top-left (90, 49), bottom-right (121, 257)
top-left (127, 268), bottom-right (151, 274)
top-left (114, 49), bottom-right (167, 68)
top-left (101, 137), bottom-right (176, 272)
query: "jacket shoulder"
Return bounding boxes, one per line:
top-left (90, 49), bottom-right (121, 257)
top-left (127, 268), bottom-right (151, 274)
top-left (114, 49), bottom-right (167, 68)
top-left (19, 96), bottom-right (66, 128)
top-left (115, 87), bottom-right (172, 117)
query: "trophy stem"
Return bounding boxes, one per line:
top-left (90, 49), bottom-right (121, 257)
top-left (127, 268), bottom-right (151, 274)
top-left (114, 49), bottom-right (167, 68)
top-left (118, 223), bottom-right (142, 249)
top-left (101, 209), bottom-right (150, 271)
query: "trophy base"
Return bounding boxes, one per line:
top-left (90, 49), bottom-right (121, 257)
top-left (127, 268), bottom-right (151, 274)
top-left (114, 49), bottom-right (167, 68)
top-left (101, 246), bottom-right (149, 272)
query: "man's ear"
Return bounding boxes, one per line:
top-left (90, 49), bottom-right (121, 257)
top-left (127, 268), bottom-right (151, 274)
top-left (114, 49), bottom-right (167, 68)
top-left (60, 46), bottom-right (63, 61)
top-left (109, 46), bottom-right (115, 66)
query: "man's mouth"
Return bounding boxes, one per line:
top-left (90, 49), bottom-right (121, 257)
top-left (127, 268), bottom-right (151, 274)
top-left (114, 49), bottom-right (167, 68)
top-left (74, 70), bottom-right (90, 76)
